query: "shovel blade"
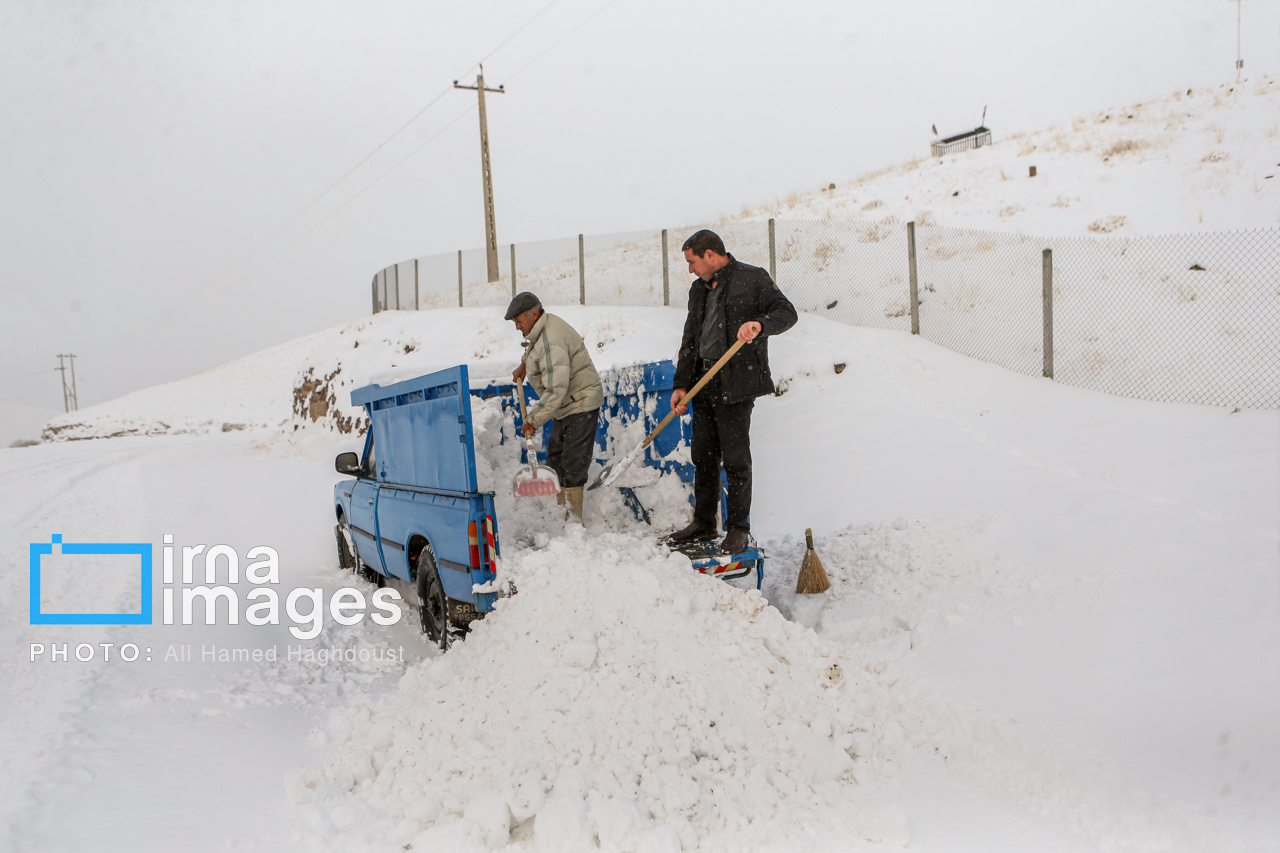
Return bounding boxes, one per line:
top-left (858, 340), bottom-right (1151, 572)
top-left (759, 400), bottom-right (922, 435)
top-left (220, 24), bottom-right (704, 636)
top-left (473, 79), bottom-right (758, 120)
top-left (514, 467), bottom-right (562, 498)
top-left (587, 444), bottom-right (641, 491)
top-left (586, 463), bottom-right (613, 491)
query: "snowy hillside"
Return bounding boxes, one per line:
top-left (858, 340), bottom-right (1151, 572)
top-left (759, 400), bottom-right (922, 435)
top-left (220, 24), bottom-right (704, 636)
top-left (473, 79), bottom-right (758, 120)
top-left (755, 77), bottom-right (1280, 236)
top-left (39, 308), bottom-right (691, 443)
top-left (36, 76), bottom-right (1280, 444)
top-left (5, 306), bottom-right (1277, 851)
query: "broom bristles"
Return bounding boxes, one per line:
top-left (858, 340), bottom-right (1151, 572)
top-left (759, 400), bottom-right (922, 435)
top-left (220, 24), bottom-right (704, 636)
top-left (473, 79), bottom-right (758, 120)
top-left (796, 528), bottom-right (830, 594)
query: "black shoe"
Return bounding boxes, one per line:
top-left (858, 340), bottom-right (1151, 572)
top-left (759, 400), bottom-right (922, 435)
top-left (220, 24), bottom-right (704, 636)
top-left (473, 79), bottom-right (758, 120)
top-left (719, 529), bottom-right (750, 555)
top-left (667, 522), bottom-right (717, 545)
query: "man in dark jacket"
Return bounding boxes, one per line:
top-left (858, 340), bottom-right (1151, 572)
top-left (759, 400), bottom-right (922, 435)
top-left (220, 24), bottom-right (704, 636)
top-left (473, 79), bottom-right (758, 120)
top-left (668, 229), bottom-right (798, 554)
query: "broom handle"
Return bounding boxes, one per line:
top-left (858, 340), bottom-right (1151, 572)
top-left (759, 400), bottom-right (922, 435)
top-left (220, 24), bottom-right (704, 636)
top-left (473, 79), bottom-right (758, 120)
top-left (639, 338), bottom-right (747, 452)
top-left (805, 528), bottom-right (814, 549)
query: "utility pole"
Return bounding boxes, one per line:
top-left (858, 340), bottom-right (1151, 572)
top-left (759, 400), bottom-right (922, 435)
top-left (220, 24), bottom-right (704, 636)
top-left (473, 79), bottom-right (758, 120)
top-left (454, 65), bottom-right (505, 284)
top-left (55, 353), bottom-right (78, 413)
top-left (1230, 0), bottom-right (1248, 81)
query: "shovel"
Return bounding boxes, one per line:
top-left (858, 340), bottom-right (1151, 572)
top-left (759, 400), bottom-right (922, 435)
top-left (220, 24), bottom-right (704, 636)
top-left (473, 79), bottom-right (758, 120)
top-left (589, 338), bottom-right (746, 491)
top-left (513, 382), bottom-right (562, 498)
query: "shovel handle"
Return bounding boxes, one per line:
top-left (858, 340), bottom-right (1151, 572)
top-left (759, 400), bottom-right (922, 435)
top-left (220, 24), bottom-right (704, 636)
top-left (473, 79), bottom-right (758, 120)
top-left (516, 381), bottom-right (530, 423)
top-left (640, 337), bottom-right (747, 451)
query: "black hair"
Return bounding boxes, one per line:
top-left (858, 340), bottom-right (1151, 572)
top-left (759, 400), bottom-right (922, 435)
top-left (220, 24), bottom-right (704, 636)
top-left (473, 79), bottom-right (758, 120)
top-left (681, 229), bottom-right (726, 257)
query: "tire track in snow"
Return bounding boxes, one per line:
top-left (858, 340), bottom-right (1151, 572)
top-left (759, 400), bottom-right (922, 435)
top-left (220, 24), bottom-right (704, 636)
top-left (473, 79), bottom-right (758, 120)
top-left (0, 438), bottom-right (166, 845)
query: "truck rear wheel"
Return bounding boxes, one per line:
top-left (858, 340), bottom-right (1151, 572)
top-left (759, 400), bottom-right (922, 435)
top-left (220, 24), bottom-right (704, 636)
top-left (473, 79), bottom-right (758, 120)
top-left (416, 546), bottom-right (451, 651)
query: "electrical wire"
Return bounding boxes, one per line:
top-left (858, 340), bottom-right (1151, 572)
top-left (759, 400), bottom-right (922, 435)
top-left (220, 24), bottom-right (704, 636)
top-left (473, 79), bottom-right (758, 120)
top-left (5, 368), bottom-right (58, 383)
top-left (480, 0), bottom-right (563, 67)
top-left (177, 84), bottom-right (456, 303)
top-left (165, 104), bottom-right (479, 317)
top-left (501, 0), bottom-right (624, 85)
top-left (155, 0), bottom-right (568, 320)
top-left (175, 0), bottom-right (627, 311)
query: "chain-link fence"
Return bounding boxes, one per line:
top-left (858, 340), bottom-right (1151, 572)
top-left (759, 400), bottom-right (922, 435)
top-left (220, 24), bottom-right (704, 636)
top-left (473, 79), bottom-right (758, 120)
top-left (1048, 229), bottom-right (1280, 408)
top-left (371, 221), bottom-right (1280, 410)
top-left (915, 225), bottom-right (1048, 379)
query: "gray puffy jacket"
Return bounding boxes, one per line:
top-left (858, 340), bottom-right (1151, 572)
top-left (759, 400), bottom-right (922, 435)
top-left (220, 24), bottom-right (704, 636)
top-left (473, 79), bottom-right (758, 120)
top-left (524, 313), bottom-right (604, 429)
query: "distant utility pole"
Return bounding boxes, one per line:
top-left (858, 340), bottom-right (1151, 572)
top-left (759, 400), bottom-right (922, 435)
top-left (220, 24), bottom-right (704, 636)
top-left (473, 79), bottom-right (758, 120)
top-left (1230, 0), bottom-right (1248, 81)
top-left (454, 65), bottom-right (505, 284)
top-left (55, 353), bottom-right (78, 413)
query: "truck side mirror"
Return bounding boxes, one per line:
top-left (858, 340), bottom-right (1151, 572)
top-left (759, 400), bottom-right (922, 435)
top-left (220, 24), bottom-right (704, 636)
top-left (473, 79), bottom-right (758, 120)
top-left (335, 452), bottom-right (361, 476)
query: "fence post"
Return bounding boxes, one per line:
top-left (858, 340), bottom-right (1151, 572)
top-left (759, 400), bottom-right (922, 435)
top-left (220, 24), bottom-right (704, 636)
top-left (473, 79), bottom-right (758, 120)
top-left (372, 275), bottom-right (379, 314)
top-left (458, 251), bottom-right (464, 307)
top-left (394, 264), bottom-right (401, 310)
top-left (907, 222), bottom-right (920, 335)
top-left (768, 218), bottom-right (777, 284)
top-left (1042, 248), bottom-right (1054, 379)
top-left (511, 244), bottom-right (517, 297)
top-left (414, 259), bottom-right (420, 310)
top-left (381, 270), bottom-right (388, 312)
top-left (662, 229), bottom-right (669, 306)
top-left (579, 233), bottom-right (585, 305)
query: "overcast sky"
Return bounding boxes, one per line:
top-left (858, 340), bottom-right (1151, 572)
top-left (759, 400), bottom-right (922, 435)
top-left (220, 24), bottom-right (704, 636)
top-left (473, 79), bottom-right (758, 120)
top-left (2, 0), bottom-right (1276, 415)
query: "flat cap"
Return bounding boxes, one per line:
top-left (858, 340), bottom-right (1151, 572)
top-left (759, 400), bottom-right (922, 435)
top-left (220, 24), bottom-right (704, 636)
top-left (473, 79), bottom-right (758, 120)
top-left (504, 291), bottom-right (543, 321)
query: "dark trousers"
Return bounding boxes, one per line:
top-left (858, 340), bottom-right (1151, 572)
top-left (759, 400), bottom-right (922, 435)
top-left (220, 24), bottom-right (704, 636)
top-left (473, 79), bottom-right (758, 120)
top-left (690, 373), bottom-right (754, 532)
top-left (546, 408), bottom-right (600, 488)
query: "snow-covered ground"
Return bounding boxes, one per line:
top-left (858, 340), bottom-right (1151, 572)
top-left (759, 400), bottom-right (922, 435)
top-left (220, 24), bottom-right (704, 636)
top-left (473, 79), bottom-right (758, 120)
top-left (4, 305), bottom-right (1276, 852)
top-left (5, 74), bottom-right (1277, 852)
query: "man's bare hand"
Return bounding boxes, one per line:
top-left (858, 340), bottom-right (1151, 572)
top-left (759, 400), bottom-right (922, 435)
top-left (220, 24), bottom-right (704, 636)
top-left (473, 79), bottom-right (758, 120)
top-left (737, 321), bottom-right (763, 342)
top-left (521, 422), bottom-right (536, 438)
top-left (670, 388), bottom-right (689, 416)
top-left (512, 363), bottom-right (527, 383)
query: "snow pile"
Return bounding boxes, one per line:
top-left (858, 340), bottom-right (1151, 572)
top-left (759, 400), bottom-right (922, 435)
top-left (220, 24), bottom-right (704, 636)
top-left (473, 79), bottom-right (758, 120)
top-left (288, 527), bottom-right (906, 852)
top-left (468, 390), bottom-right (697, 545)
top-left (288, 384), bottom-right (908, 850)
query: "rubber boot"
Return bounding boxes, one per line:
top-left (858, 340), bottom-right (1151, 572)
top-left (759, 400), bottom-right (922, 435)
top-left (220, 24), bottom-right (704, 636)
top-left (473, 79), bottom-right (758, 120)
top-left (564, 487), bottom-right (584, 523)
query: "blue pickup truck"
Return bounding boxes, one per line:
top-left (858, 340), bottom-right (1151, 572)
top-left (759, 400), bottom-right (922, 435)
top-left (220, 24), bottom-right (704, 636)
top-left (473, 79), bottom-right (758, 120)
top-left (333, 365), bottom-right (499, 650)
top-left (334, 360), bottom-right (765, 650)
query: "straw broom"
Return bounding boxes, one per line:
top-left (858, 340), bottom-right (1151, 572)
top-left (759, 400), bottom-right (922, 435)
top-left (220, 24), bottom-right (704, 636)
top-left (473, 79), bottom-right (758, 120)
top-left (795, 528), bottom-right (830, 594)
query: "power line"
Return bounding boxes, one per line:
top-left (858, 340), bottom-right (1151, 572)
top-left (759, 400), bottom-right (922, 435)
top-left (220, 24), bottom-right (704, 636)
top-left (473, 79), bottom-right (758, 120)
top-left (178, 86), bottom-right (456, 299)
top-left (158, 0), bottom-right (629, 322)
top-left (500, 0), bottom-right (624, 86)
top-left (169, 106), bottom-right (479, 312)
top-left (481, 0), bottom-right (563, 66)
top-left (155, 0), bottom-right (569, 321)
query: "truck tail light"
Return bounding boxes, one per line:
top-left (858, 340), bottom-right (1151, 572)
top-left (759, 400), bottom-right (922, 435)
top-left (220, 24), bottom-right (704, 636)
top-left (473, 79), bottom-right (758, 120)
top-left (483, 515), bottom-right (497, 570)
top-left (468, 520), bottom-right (481, 569)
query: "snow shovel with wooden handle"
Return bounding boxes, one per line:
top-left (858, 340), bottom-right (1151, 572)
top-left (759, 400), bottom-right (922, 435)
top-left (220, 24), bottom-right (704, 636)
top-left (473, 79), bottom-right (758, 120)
top-left (513, 382), bottom-right (562, 498)
top-left (588, 338), bottom-right (746, 491)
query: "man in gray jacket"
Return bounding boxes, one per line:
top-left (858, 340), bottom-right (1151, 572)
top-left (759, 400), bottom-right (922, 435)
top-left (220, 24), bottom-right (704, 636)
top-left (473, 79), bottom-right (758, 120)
top-left (507, 292), bottom-right (603, 522)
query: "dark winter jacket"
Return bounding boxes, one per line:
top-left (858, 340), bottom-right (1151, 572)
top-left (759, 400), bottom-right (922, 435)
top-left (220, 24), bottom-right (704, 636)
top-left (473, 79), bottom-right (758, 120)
top-left (673, 255), bottom-right (798, 404)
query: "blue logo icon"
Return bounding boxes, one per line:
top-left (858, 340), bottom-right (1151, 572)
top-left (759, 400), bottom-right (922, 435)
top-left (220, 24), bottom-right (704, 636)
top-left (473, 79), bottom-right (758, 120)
top-left (30, 535), bottom-right (153, 625)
